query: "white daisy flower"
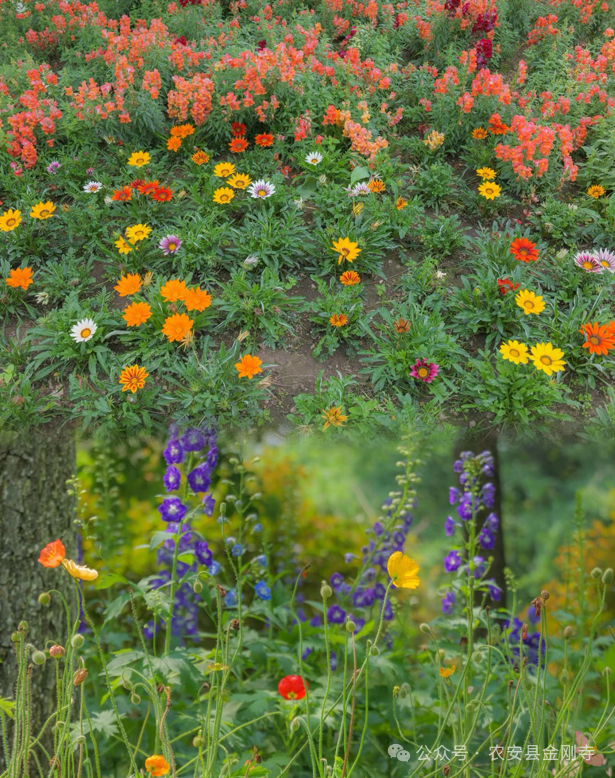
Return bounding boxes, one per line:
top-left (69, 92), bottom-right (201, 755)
top-left (70, 318), bottom-right (97, 343)
top-left (305, 152), bottom-right (323, 165)
top-left (352, 182), bottom-right (371, 196)
top-left (248, 180), bottom-right (276, 199)
top-left (83, 181), bottom-right (103, 193)
top-left (243, 254), bottom-right (259, 267)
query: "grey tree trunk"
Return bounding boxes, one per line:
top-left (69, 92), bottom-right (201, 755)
top-left (0, 431), bottom-right (77, 769)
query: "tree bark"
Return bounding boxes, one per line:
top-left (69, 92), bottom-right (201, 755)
top-left (0, 430), bottom-right (76, 769)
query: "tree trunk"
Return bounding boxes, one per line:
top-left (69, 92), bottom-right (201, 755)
top-left (0, 430), bottom-right (76, 769)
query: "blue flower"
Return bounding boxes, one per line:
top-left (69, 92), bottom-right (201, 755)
top-left (202, 493), bottom-right (216, 516)
top-left (208, 561), bottom-right (221, 576)
top-left (486, 581), bottom-right (501, 601)
top-left (195, 541), bottom-right (212, 566)
top-left (330, 572), bottom-right (344, 589)
top-left (344, 553), bottom-right (357, 563)
top-left (158, 497), bottom-right (188, 523)
top-left (478, 527), bottom-right (495, 549)
top-left (442, 591), bottom-right (455, 614)
top-left (252, 523), bottom-right (263, 533)
top-left (225, 589), bottom-right (237, 607)
top-left (444, 550), bottom-right (462, 572)
top-left (444, 516), bottom-right (456, 536)
top-left (327, 604), bottom-right (346, 624)
top-left (255, 554), bottom-right (267, 567)
top-left (231, 544), bottom-right (243, 557)
top-left (163, 466), bottom-right (182, 492)
top-left (352, 588), bottom-right (375, 607)
top-left (480, 482), bottom-right (496, 508)
top-left (187, 464), bottom-right (211, 493)
top-left (485, 512), bottom-right (499, 531)
top-left (302, 647), bottom-right (313, 660)
top-left (457, 493), bottom-right (477, 521)
top-left (255, 581), bottom-right (271, 600)
top-left (181, 428), bottom-right (206, 452)
top-left (163, 439), bottom-right (184, 465)
top-left (449, 487), bottom-right (460, 505)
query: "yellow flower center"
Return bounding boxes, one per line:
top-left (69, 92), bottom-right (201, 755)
top-left (288, 691), bottom-right (297, 699)
top-left (257, 189), bottom-right (266, 197)
top-left (81, 328), bottom-right (91, 338)
top-left (583, 261), bottom-right (593, 269)
top-left (7, 218), bottom-right (16, 226)
top-left (418, 367), bottom-right (428, 377)
top-left (509, 349), bottom-right (519, 358)
top-left (589, 335), bottom-right (600, 345)
top-left (525, 301), bottom-right (534, 309)
top-left (168, 243), bottom-right (176, 251)
top-left (540, 355), bottom-right (552, 365)
top-left (41, 209), bottom-right (50, 217)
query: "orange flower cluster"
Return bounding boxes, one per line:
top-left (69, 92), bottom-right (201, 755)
top-left (166, 123), bottom-right (195, 151)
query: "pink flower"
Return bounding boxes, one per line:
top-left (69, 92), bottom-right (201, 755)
top-left (410, 359), bottom-right (439, 383)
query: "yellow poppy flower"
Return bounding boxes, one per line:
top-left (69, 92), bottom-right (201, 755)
top-left (61, 559), bottom-right (98, 581)
top-left (387, 551), bottom-right (420, 589)
top-left (439, 666), bottom-right (456, 678)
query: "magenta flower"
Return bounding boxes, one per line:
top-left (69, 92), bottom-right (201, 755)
top-left (47, 161), bottom-right (61, 174)
top-left (410, 359), bottom-right (439, 383)
top-left (573, 251), bottom-right (602, 273)
top-left (595, 248), bottom-right (615, 272)
top-left (159, 234), bottom-right (182, 255)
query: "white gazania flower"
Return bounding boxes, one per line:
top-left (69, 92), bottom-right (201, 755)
top-left (352, 182), bottom-right (371, 196)
top-left (70, 318), bottom-right (97, 343)
top-left (305, 152), bottom-right (323, 165)
top-left (83, 181), bottom-right (103, 193)
top-left (248, 179), bottom-right (275, 199)
top-left (243, 254), bottom-right (259, 267)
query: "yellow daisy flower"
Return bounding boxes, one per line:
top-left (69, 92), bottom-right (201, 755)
top-left (478, 182), bottom-right (501, 200)
top-left (0, 208), bottom-right (22, 232)
top-left (213, 162), bottom-right (236, 178)
top-left (213, 187), bottom-right (235, 204)
top-left (331, 237), bottom-right (361, 264)
top-left (587, 185), bottom-right (605, 198)
top-left (127, 151), bottom-right (151, 167)
top-left (499, 340), bottom-right (529, 365)
top-left (227, 173), bottom-right (252, 189)
top-left (476, 167), bottom-right (496, 180)
top-left (115, 236), bottom-right (133, 254)
top-left (125, 224), bottom-right (152, 244)
top-left (30, 201), bottom-right (56, 219)
top-left (515, 289), bottom-right (545, 316)
top-left (530, 342), bottom-right (566, 376)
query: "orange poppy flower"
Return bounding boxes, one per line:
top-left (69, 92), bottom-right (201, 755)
top-left (329, 314), bottom-right (348, 327)
top-left (167, 136), bottom-right (182, 151)
top-left (123, 301), bottom-right (152, 326)
top-left (162, 313), bottom-right (193, 342)
top-left (235, 354), bottom-right (263, 379)
top-left (510, 237), bottom-right (539, 263)
top-left (255, 133), bottom-right (274, 147)
top-left (145, 755), bottom-right (170, 777)
top-left (6, 266), bottom-right (33, 289)
top-left (39, 539), bottom-right (66, 568)
top-left (114, 273), bottom-right (142, 296)
top-left (340, 271), bottom-right (360, 286)
top-left (183, 286), bottom-right (212, 312)
top-left (580, 322), bottom-right (615, 355)
top-left (111, 186), bottom-right (132, 202)
top-left (229, 137), bottom-right (248, 153)
top-left (160, 279), bottom-right (188, 302)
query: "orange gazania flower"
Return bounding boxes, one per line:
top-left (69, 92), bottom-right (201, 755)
top-left (114, 273), bottom-right (142, 296)
top-left (255, 133), bottom-right (274, 147)
top-left (111, 186), bottom-right (132, 202)
top-left (167, 136), bottom-right (182, 151)
top-left (231, 122), bottom-right (247, 136)
top-left (136, 180), bottom-right (160, 196)
top-left (472, 127), bottom-right (488, 139)
top-left (510, 237), bottom-right (539, 263)
top-left (394, 317), bottom-right (410, 334)
top-left (329, 314), bottom-right (348, 327)
top-left (170, 124), bottom-right (194, 139)
top-left (183, 286), bottom-right (212, 312)
top-left (151, 186), bottom-right (173, 202)
top-left (145, 755), bottom-right (170, 777)
top-left (162, 313), bottom-right (193, 342)
top-left (580, 322), bottom-right (615, 355)
top-left (191, 150), bottom-right (210, 165)
top-left (396, 197), bottom-right (407, 210)
top-left (39, 539), bottom-right (66, 568)
top-left (368, 179), bottom-right (385, 193)
top-left (123, 301), bottom-right (152, 327)
top-left (119, 364), bottom-right (149, 393)
top-left (160, 279), bottom-right (188, 302)
top-left (229, 137), bottom-right (249, 153)
top-left (235, 354), bottom-right (263, 379)
top-left (340, 270), bottom-right (360, 286)
top-left (6, 266), bottom-right (33, 289)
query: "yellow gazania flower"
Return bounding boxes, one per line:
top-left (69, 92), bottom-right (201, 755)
top-left (115, 236), bottom-right (133, 254)
top-left (331, 237), bottom-right (361, 264)
top-left (395, 197), bottom-right (407, 210)
top-left (530, 342), bottom-right (566, 376)
top-left (213, 162), bottom-right (236, 178)
top-left (439, 666), bottom-right (456, 678)
top-left (227, 173), bottom-right (252, 189)
top-left (478, 182), bottom-right (501, 200)
top-left (321, 406), bottom-right (348, 430)
top-left (30, 201), bottom-right (56, 220)
top-left (387, 551), bottom-right (420, 589)
top-left (0, 208), bottom-right (22, 232)
top-left (61, 559), bottom-right (98, 581)
top-left (476, 167), bottom-right (496, 180)
top-left (352, 201), bottom-right (364, 216)
top-left (499, 340), bottom-right (529, 365)
top-left (125, 224), bottom-right (151, 244)
top-left (515, 289), bottom-right (545, 316)
top-left (587, 185), bottom-right (605, 198)
top-left (213, 187), bottom-right (234, 204)
top-left (127, 151), bottom-right (151, 167)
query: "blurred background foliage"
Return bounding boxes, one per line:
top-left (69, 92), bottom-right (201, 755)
top-left (76, 431), bottom-right (615, 631)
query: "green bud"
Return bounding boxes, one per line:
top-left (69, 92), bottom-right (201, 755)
top-left (563, 626), bottom-right (574, 640)
top-left (346, 620), bottom-right (356, 633)
top-left (320, 582), bottom-right (332, 599)
top-left (590, 567), bottom-right (603, 580)
top-left (193, 736), bottom-right (205, 748)
top-left (32, 651), bottom-right (46, 665)
top-left (38, 592), bottom-right (51, 606)
top-left (19, 621), bottom-right (28, 630)
top-left (11, 632), bottom-right (21, 643)
top-left (419, 623), bottom-right (431, 634)
top-left (602, 568), bottom-right (613, 584)
top-left (193, 580), bottom-right (203, 593)
top-left (399, 683), bottom-right (410, 699)
top-left (602, 667), bottom-right (612, 677)
top-left (71, 634), bottom-right (85, 649)
top-left (122, 679), bottom-right (133, 691)
top-left (290, 718), bottom-right (300, 732)
top-left (130, 694), bottom-right (141, 705)
top-left (370, 645), bottom-right (380, 657)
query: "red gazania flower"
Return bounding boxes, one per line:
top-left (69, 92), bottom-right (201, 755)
top-left (580, 322), bottom-right (615, 356)
top-left (255, 133), bottom-right (274, 148)
top-left (151, 186), bottom-right (173, 202)
top-left (229, 137), bottom-right (249, 153)
top-left (137, 180), bottom-right (160, 196)
top-left (130, 179), bottom-right (145, 189)
top-left (278, 675), bottom-right (308, 700)
top-left (111, 186), bottom-right (132, 202)
top-left (509, 237), bottom-right (539, 263)
top-left (497, 278), bottom-right (521, 295)
top-left (231, 122), bottom-right (247, 136)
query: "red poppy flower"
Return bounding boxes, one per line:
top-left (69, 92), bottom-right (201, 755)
top-left (229, 137), bottom-right (249, 153)
top-left (231, 122), bottom-right (247, 136)
top-left (151, 186), bottom-right (173, 202)
top-left (509, 237), bottom-right (539, 263)
top-left (38, 539), bottom-right (66, 568)
top-left (497, 278), bottom-right (520, 295)
top-left (278, 675), bottom-right (308, 700)
top-left (255, 133), bottom-right (274, 148)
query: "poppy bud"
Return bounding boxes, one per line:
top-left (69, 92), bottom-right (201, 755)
top-left (32, 651), bottom-right (46, 665)
top-left (193, 736), bottom-right (205, 748)
top-left (11, 632), bottom-right (21, 643)
top-left (399, 683), bottom-right (410, 699)
top-left (370, 645), bottom-right (380, 656)
top-left (38, 592), bottom-right (51, 605)
top-left (603, 667), bottom-right (612, 677)
top-left (590, 567), bottom-right (603, 579)
top-left (19, 621), bottom-right (28, 630)
top-left (540, 590), bottom-right (549, 600)
top-left (563, 626), bottom-right (574, 639)
top-left (71, 634), bottom-right (85, 649)
top-left (193, 580), bottom-right (203, 593)
top-left (320, 582), bottom-right (332, 599)
top-left (443, 766), bottom-right (450, 777)
top-left (123, 678), bottom-right (133, 690)
top-left (602, 568), bottom-right (613, 584)
top-left (521, 623), bottom-right (528, 640)
top-left (73, 668), bottom-right (88, 686)
top-left (290, 718), bottom-right (300, 732)
top-left (346, 620), bottom-right (356, 633)
top-left (419, 623), bottom-right (431, 634)
top-left (130, 694), bottom-right (141, 705)
top-left (49, 645), bottom-right (65, 658)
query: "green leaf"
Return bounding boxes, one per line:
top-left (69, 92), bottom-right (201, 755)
top-left (94, 573), bottom-right (129, 590)
top-left (350, 166), bottom-right (370, 185)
